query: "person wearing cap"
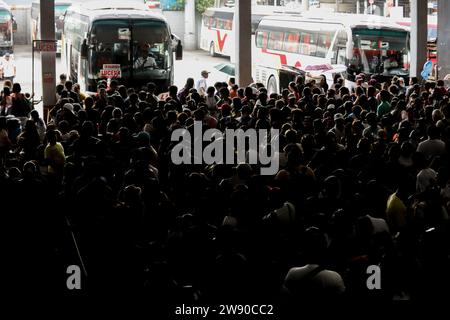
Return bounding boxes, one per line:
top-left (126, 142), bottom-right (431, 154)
top-left (196, 70), bottom-right (210, 96)
top-left (0, 53), bottom-right (16, 82)
top-left (329, 113), bottom-right (346, 144)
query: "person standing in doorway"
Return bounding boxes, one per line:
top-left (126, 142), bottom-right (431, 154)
top-left (0, 53), bottom-right (16, 83)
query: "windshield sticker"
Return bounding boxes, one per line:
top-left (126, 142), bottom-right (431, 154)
top-left (118, 28), bottom-right (131, 40)
top-left (100, 64), bottom-right (121, 78)
top-left (380, 42), bottom-right (389, 49)
top-left (360, 40), bottom-right (371, 50)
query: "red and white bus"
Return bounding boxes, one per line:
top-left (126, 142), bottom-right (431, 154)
top-left (201, 7), bottom-right (234, 57)
top-left (253, 13), bottom-right (411, 93)
top-left (200, 6), bottom-right (280, 58)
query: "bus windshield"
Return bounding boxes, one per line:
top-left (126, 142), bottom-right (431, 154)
top-left (0, 10), bottom-right (12, 45)
top-left (55, 5), bottom-right (70, 39)
top-left (351, 28), bottom-right (409, 77)
top-left (0, 9), bottom-right (11, 22)
top-left (55, 4), bottom-right (70, 17)
top-left (90, 19), bottom-right (170, 81)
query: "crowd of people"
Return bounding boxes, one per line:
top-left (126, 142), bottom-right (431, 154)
top-left (1, 69), bottom-right (450, 308)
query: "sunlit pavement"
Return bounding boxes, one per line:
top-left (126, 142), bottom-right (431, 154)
top-left (3, 45), bottom-right (229, 117)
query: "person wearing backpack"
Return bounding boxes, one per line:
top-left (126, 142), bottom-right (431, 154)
top-left (10, 83), bottom-right (31, 119)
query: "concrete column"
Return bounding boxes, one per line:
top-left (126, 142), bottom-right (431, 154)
top-left (409, 0), bottom-right (427, 79)
top-left (437, 0), bottom-right (450, 78)
top-left (184, 0), bottom-right (196, 50)
top-left (235, 0), bottom-right (252, 87)
top-left (40, 0), bottom-right (56, 117)
top-left (302, 0), bottom-right (309, 12)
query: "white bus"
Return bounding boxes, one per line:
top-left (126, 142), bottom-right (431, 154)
top-left (0, 1), bottom-right (15, 56)
top-left (254, 13), bottom-right (411, 93)
top-left (31, 0), bottom-right (73, 55)
top-left (62, 0), bottom-right (182, 93)
top-left (200, 7), bottom-right (280, 58)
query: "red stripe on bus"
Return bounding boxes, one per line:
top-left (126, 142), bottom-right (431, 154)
top-left (262, 49), bottom-right (287, 65)
top-left (216, 30), bottom-right (228, 52)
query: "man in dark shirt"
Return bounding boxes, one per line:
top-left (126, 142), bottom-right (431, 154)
top-left (65, 80), bottom-right (80, 103)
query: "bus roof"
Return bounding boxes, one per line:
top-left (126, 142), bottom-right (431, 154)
top-left (203, 5), bottom-right (294, 16)
top-left (395, 15), bottom-right (437, 28)
top-left (32, 0), bottom-right (74, 5)
top-left (259, 13), bottom-right (409, 32)
top-left (0, 1), bottom-right (11, 11)
top-left (67, 0), bottom-right (167, 23)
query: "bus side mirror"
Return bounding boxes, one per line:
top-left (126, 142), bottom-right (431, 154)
top-left (81, 40), bottom-right (88, 60)
top-left (175, 40), bottom-right (183, 60)
top-left (12, 20), bottom-right (17, 32)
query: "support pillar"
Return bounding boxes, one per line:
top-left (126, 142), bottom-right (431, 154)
top-left (235, 0), bottom-right (252, 87)
top-left (302, 0), bottom-right (309, 12)
top-left (40, 0), bottom-right (56, 121)
top-left (409, 0), bottom-right (428, 80)
top-left (184, 0), bottom-right (196, 50)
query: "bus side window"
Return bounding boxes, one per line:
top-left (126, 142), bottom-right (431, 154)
top-left (225, 19), bottom-right (232, 31)
top-left (268, 31), bottom-right (283, 51)
top-left (300, 31), bottom-right (317, 56)
top-left (256, 31), bottom-right (268, 49)
top-left (203, 16), bottom-right (209, 27)
top-left (217, 18), bottom-right (224, 29)
top-left (317, 31), bottom-right (332, 58)
top-left (332, 30), bottom-right (347, 64)
top-left (283, 32), bottom-right (300, 53)
top-left (337, 30), bottom-right (348, 65)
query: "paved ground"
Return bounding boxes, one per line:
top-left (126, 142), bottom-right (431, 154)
top-left (3, 45), bottom-right (230, 116)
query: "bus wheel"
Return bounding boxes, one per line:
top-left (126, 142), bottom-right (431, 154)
top-left (267, 76), bottom-right (277, 95)
top-left (209, 42), bottom-right (216, 57)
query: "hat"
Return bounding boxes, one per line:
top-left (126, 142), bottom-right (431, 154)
top-left (63, 103), bottom-right (74, 113)
top-left (201, 70), bottom-right (210, 77)
top-left (4, 52), bottom-right (10, 57)
top-left (334, 113), bottom-right (344, 121)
